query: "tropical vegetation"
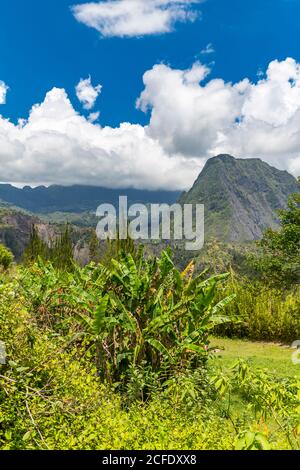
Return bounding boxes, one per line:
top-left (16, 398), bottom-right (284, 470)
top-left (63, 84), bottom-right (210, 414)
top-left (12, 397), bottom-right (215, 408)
top-left (0, 183), bottom-right (300, 450)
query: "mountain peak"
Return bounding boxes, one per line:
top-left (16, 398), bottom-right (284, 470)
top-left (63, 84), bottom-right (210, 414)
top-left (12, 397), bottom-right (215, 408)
top-left (180, 155), bottom-right (299, 243)
top-left (209, 154), bottom-right (236, 162)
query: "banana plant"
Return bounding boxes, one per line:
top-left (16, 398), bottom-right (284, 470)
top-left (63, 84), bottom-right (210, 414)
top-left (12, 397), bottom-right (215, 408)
top-left (74, 248), bottom-right (236, 384)
top-left (23, 248), bottom-right (236, 385)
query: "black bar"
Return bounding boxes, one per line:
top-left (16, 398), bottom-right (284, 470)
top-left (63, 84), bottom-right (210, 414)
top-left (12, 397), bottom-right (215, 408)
top-left (0, 450), bottom-right (298, 466)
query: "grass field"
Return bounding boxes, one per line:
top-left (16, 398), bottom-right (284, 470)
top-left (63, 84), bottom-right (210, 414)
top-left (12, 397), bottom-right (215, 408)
top-left (210, 337), bottom-right (300, 378)
top-left (208, 337), bottom-right (300, 431)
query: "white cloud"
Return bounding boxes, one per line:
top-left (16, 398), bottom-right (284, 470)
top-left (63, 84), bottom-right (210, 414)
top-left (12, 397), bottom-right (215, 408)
top-left (0, 87), bottom-right (201, 190)
top-left (137, 61), bottom-right (249, 157)
top-left (0, 57), bottom-right (300, 192)
top-left (138, 57), bottom-right (300, 178)
top-left (0, 81), bottom-right (9, 104)
top-left (212, 58), bottom-right (300, 176)
top-left (76, 76), bottom-right (102, 110)
top-left (72, 0), bottom-right (200, 38)
top-left (201, 42), bottom-right (214, 55)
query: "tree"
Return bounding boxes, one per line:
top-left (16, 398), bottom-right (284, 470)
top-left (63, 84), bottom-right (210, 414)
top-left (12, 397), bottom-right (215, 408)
top-left (0, 244), bottom-right (13, 269)
top-left (23, 225), bottom-right (49, 264)
top-left (254, 180), bottom-right (300, 286)
top-left (76, 248), bottom-right (235, 389)
top-left (50, 225), bottom-right (74, 271)
top-left (101, 229), bottom-right (137, 268)
top-left (89, 230), bottom-right (101, 263)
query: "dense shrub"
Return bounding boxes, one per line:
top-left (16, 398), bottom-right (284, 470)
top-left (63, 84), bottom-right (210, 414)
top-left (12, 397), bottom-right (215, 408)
top-left (0, 244), bottom-right (13, 270)
top-left (251, 184), bottom-right (300, 287)
top-left (214, 273), bottom-right (300, 343)
top-left (18, 249), bottom-right (236, 393)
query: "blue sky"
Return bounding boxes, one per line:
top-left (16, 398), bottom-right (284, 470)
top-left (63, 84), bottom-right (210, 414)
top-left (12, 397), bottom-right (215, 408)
top-left (1, 0), bottom-right (298, 126)
top-left (0, 0), bottom-right (300, 189)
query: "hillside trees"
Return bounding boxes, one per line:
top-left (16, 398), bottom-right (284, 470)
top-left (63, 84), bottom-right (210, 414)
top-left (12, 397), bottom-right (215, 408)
top-left (23, 225), bottom-right (49, 264)
top-left (23, 224), bottom-right (74, 270)
top-left (254, 179), bottom-right (300, 286)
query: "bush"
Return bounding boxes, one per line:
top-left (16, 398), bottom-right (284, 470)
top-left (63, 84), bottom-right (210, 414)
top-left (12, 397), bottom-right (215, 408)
top-left (251, 185), bottom-right (300, 288)
top-left (0, 244), bottom-right (13, 270)
top-left (18, 249), bottom-right (236, 394)
top-left (213, 360), bottom-right (300, 450)
top-left (0, 278), bottom-right (236, 450)
top-left (214, 273), bottom-right (300, 343)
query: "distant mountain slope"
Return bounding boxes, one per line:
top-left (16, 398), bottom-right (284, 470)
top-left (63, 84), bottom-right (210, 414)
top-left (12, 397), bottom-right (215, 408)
top-left (1, 155), bottom-right (299, 252)
top-left (179, 154), bottom-right (299, 242)
top-left (0, 208), bottom-right (91, 262)
top-left (0, 184), bottom-right (180, 214)
top-left (0, 209), bottom-right (54, 260)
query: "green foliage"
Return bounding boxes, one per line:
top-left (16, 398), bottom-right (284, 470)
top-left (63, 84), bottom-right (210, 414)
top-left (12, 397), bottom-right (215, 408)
top-left (201, 183), bottom-right (300, 343)
top-left (0, 263), bottom-right (234, 450)
top-left (50, 225), bottom-right (74, 271)
top-left (197, 239), bottom-right (259, 277)
top-left (1, 246), bottom-right (299, 450)
top-left (23, 225), bottom-right (49, 265)
top-left (235, 431), bottom-right (271, 451)
top-left (214, 273), bottom-right (300, 343)
top-left (0, 244), bottom-right (13, 270)
top-left (0, 290), bottom-right (297, 450)
top-left (88, 230), bottom-right (101, 263)
top-left (212, 360), bottom-right (300, 450)
top-left (252, 185), bottom-right (300, 287)
top-left (19, 248), bottom-right (235, 393)
top-left (101, 233), bottom-right (137, 268)
top-left (23, 224), bottom-right (74, 271)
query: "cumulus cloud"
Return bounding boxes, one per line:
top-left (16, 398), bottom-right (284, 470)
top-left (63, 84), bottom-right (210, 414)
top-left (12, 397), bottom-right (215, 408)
top-left (137, 61), bottom-right (249, 157)
top-left (0, 87), bottom-right (201, 190)
top-left (76, 76), bottom-right (102, 110)
top-left (138, 57), bottom-right (300, 178)
top-left (212, 58), bottom-right (300, 176)
top-left (0, 57), bottom-right (300, 191)
top-left (72, 0), bottom-right (200, 38)
top-left (0, 81), bottom-right (9, 104)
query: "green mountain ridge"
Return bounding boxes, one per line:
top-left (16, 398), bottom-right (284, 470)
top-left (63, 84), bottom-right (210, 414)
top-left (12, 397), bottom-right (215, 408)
top-left (179, 154), bottom-right (299, 242)
top-left (0, 184), bottom-right (180, 213)
top-left (1, 155), bottom-right (299, 259)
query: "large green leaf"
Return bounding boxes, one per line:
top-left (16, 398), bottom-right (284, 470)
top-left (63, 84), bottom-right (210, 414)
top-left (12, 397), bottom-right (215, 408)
top-left (146, 338), bottom-right (173, 361)
top-left (211, 294), bottom-right (236, 315)
top-left (93, 295), bottom-right (109, 334)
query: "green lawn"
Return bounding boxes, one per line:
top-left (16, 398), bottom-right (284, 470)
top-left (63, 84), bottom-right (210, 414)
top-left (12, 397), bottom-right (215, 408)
top-left (209, 337), bottom-right (300, 378)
